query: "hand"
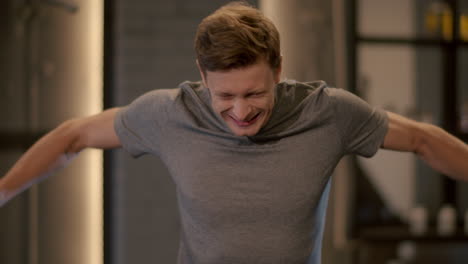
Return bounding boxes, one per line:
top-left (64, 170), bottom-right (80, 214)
top-left (0, 190), bottom-right (8, 207)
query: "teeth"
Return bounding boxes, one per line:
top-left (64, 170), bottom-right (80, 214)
top-left (230, 112), bottom-right (260, 126)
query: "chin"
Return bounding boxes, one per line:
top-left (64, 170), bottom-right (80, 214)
top-left (230, 127), bottom-right (261, 137)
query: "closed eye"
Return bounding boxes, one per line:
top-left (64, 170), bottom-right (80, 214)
top-left (247, 91), bottom-right (265, 97)
top-left (217, 93), bottom-right (234, 100)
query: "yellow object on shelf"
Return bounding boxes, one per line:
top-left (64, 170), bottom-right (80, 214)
top-left (425, 11), bottom-right (439, 35)
top-left (424, 1), bottom-right (454, 40)
top-left (441, 9), bottom-right (453, 40)
top-left (460, 14), bottom-right (468, 41)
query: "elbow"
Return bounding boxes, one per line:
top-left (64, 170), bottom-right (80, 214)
top-left (413, 123), bottom-right (452, 167)
top-left (395, 119), bottom-right (468, 180)
top-left (411, 123), bottom-right (437, 157)
top-left (55, 119), bottom-right (89, 154)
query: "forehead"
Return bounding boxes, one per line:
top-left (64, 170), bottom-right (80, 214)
top-left (205, 61), bottom-right (274, 92)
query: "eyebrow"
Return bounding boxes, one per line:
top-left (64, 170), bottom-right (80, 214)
top-left (215, 92), bottom-right (234, 97)
top-left (214, 87), bottom-right (267, 96)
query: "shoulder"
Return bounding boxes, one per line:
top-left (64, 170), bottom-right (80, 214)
top-left (129, 81), bottom-right (207, 108)
top-left (131, 88), bottom-right (181, 106)
top-left (115, 88), bottom-right (182, 128)
top-left (276, 80), bottom-right (354, 102)
top-left (277, 80), bottom-right (365, 114)
top-left (122, 88), bottom-right (186, 117)
top-left (277, 80), bottom-right (328, 95)
top-left (275, 80), bottom-right (331, 106)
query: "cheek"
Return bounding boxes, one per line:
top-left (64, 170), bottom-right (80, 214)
top-left (254, 96), bottom-right (275, 110)
top-left (212, 100), bottom-right (231, 113)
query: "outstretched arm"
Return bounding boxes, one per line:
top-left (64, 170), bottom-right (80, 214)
top-left (382, 111), bottom-right (468, 181)
top-left (0, 108), bottom-right (122, 206)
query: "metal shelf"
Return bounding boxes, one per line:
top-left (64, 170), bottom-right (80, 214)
top-left (357, 36), bottom-right (468, 47)
top-left (348, 0), bottom-right (467, 238)
top-left (358, 224), bottom-right (468, 243)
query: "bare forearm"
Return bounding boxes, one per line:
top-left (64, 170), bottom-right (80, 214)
top-left (0, 108), bottom-right (121, 206)
top-left (417, 124), bottom-right (468, 181)
top-left (0, 121), bottom-right (83, 206)
top-left (384, 112), bottom-right (468, 181)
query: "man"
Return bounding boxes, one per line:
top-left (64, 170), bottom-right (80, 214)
top-left (1, 2), bottom-right (467, 264)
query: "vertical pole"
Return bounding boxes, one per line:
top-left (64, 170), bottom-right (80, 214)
top-left (103, 0), bottom-right (115, 263)
top-left (441, 0), bottom-right (458, 208)
top-left (25, 0), bottom-right (40, 263)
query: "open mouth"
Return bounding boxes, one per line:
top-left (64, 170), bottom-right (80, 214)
top-left (230, 112), bottom-right (261, 127)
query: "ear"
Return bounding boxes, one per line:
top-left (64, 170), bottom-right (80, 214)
top-left (196, 60), bottom-right (208, 88)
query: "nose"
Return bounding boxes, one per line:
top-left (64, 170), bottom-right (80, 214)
top-left (232, 99), bottom-right (251, 121)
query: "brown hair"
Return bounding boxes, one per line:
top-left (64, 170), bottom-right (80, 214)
top-left (195, 1), bottom-right (281, 73)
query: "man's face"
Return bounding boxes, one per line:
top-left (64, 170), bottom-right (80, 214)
top-left (199, 60), bottom-right (281, 137)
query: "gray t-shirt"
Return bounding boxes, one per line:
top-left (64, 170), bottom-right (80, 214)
top-left (114, 80), bottom-right (388, 264)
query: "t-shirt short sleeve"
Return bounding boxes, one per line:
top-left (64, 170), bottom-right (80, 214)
top-left (114, 90), bottom-right (172, 157)
top-left (329, 88), bottom-right (388, 157)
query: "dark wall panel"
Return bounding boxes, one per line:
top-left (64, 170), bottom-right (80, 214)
top-left (109, 1), bottom-right (258, 263)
